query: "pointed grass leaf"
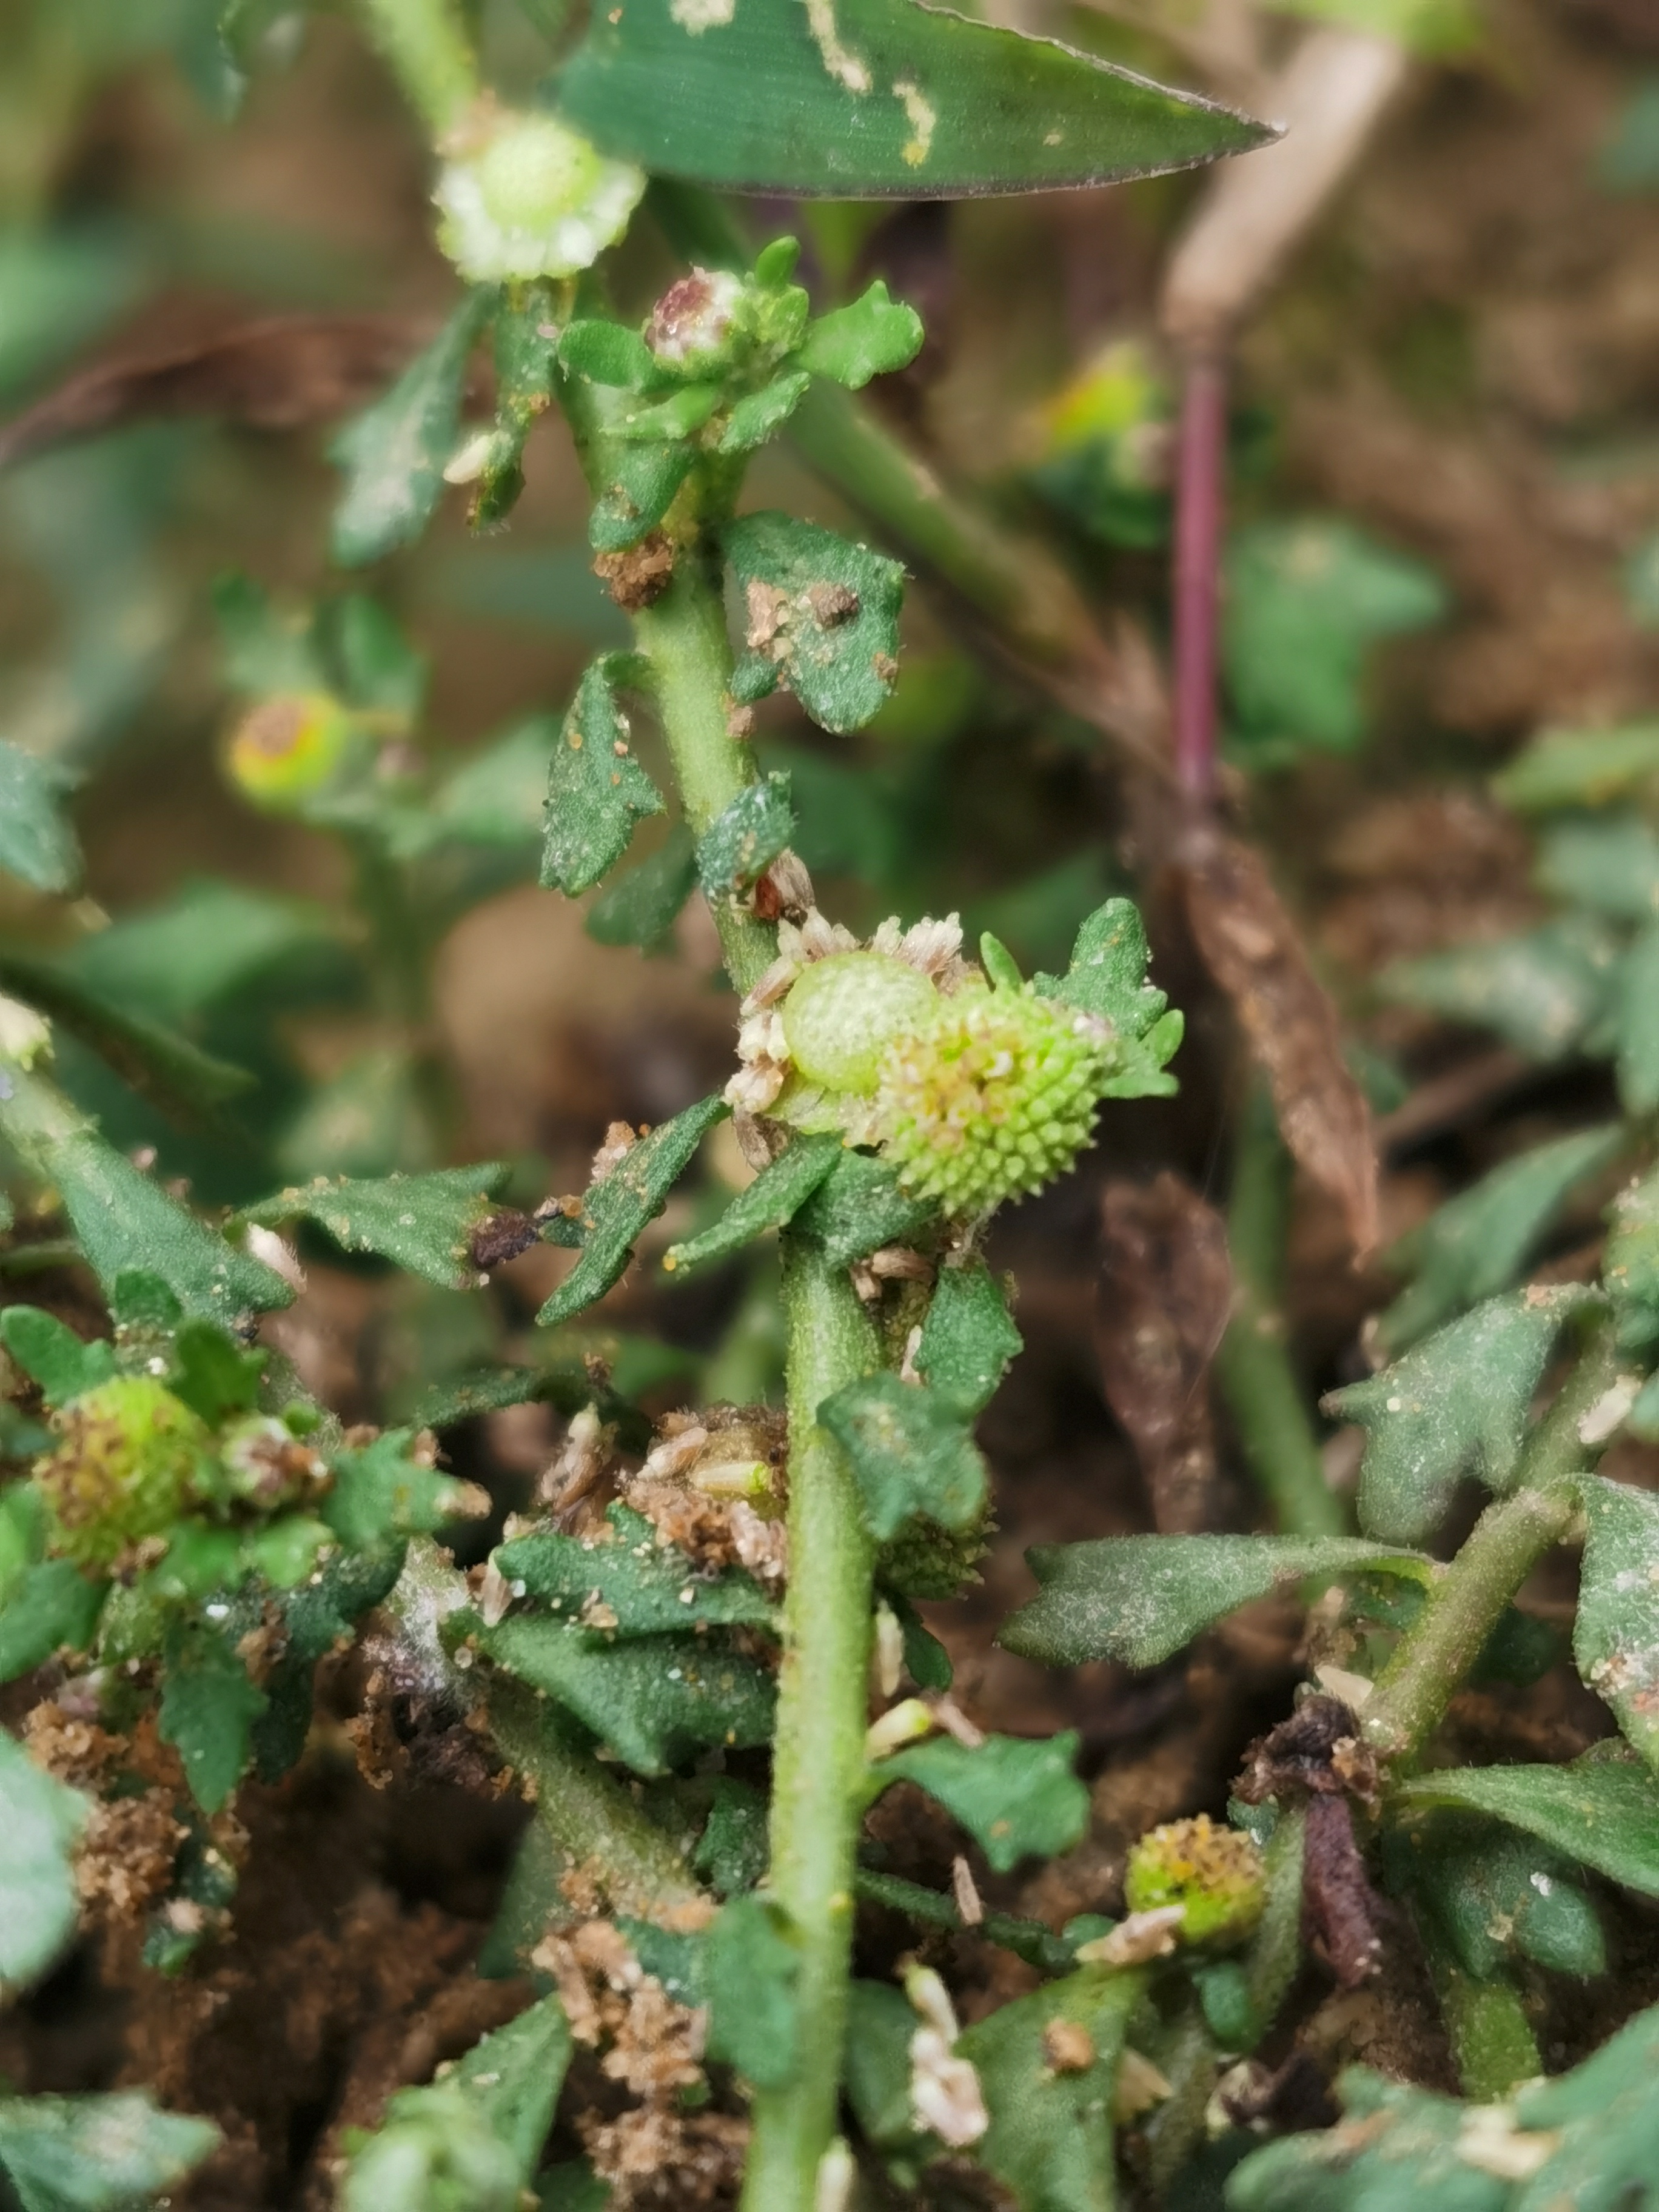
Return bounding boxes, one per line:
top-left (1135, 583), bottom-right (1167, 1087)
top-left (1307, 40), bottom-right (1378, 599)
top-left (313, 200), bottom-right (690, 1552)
top-left (0, 1306), bottom-right (115, 1407)
top-left (1381, 917), bottom-right (1624, 1063)
top-left (872, 1729), bottom-right (1088, 1870)
top-left (694, 771), bottom-right (797, 897)
top-left (999, 1533), bottom-right (1430, 1669)
top-left (723, 514), bottom-right (904, 734)
top-left (494, 1503), bottom-right (777, 1636)
top-left (819, 1371), bottom-right (987, 1540)
top-left (585, 823), bottom-right (697, 948)
top-left (1327, 1289), bottom-right (1597, 1547)
top-left (1574, 1475), bottom-right (1659, 1771)
top-left (541, 659), bottom-right (665, 895)
top-left (914, 1258), bottom-right (1022, 1416)
top-left (537, 1093), bottom-right (729, 1327)
top-left (159, 1626), bottom-right (267, 1814)
top-left (0, 1563), bottom-right (107, 1684)
top-left (331, 289), bottom-right (495, 566)
top-left (0, 1732), bottom-right (87, 1997)
top-left (797, 281), bottom-right (923, 388)
top-left (1492, 720), bottom-right (1659, 814)
top-left (555, 0), bottom-right (1270, 197)
top-left (791, 1147), bottom-right (938, 1267)
top-left (1536, 814), bottom-right (1659, 922)
top-left (705, 1895), bottom-right (800, 2087)
top-left (0, 740), bottom-right (80, 895)
top-left (239, 1162), bottom-right (511, 1289)
top-left (663, 1131), bottom-right (843, 1278)
top-left (1615, 918), bottom-right (1659, 1114)
top-left (1394, 1754), bottom-right (1659, 1897)
top-left (0, 2091), bottom-right (220, 2212)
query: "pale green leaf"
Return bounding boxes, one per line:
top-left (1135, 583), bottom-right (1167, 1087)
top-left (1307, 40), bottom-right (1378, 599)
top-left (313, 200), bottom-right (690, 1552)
top-left (663, 1131), bottom-right (843, 1277)
top-left (494, 1503), bottom-right (777, 1637)
top-left (0, 954), bottom-right (253, 1126)
top-left (718, 370), bottom-right (811, 454)
top-left (694, 772), bottom-right (796, 896)
top-left (1536, 814), bottom-right (1659, 922)
top-left (0, 1305), bottom-right (116, 1406)
top-left (58, 879), bottom-right (339, 1027)
top-left (1605, 1162), bottom-right (1659, 1353)
top-left (0, 1732), bottom-right (87, 1997)
top-left (1381, 918), bottom-right (1623, 1062)
top-left (914, 1258), bottom-right (1022, 1417)
top-left (1615, 919), bottom-right (1659, 1114)
top-left (0, 2091), bottom-right (219, 2212)
top-left (0, 740), bottom-right (79, 895)
top-left (1574, 1475), bottom-right (1659, 1772)
top-left (1492, 722), bottom-right (1659, 814)
top-left (1395, 1753), bottom-right (1659, 1897)
top-left (1034, 897), bottom-right (1182, 1098)
top-left (585, 824), bottom-right (697, 948)
top-left (724, 514), bottom-right (905, 734)
top-left (797, 281), bottom-right (923, 389)
top-left (238, 1162), bottom-right (510, 1289)
top-left (873, 1729), bottom-right (1088, 1870)
top-left (540, 660), bottom-right (663, 896)
top-left (1228, 2070), bottom-right (1509, 2212)
top-left (819, 1371), bottom-right (987, 1540)
top-left (1512, 1999), bottom-right (1659, 2212)
top-left (590, 440), bottom-right (694, 552)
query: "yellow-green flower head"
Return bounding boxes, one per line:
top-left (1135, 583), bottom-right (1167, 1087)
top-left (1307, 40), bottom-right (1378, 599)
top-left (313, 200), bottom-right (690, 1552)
top-left (226, 691), bottom-right (363, 814)
top-left (434, 108), bottom-right (645, 284)
top-left (872, 982), bottom-right (1113, 1216)
top-left (781, 951), bottom-right (939, 1095)
top-left (36, 1377), bottom-right (213, 1571)
top-left (1124, 1814), bottom-right (1266, 1949)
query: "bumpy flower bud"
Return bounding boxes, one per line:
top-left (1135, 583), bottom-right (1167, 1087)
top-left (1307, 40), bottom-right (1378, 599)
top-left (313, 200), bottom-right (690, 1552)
top-left (434, 109), bottom-right (644, 284)
top-left (226, 692), bottom-right (365, 813)
top-left (36, 1378), bottom-right (213, 1570)
top-left (873, 984), bottom-right (1112, 1216)
top-left (781, 951), bottom-right (939, 1094)
top-left (1123, 1814), bottom-right (1266, 1949)
top-left (646, 267), bottom-right (746, 370)
top-left (220, 1415), bottom-right (326, 1512)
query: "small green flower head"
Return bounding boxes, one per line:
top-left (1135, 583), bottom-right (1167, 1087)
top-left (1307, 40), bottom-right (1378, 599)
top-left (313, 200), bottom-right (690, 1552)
top-left (226, 691), bottom-right (367, 814)
top-left (1124, 1815), bottom-right (1266, 1949)
top-left (37, 1378), bottom-right (214, 1570)
top-left (781, 951), bottom-right (939, 1094)
top-left (221, 1415), bottom-right (326, 1513)
top-left (873, 983), bottom-right (1113, 1216)
top-left (434, 109), bottom-right (645, 283)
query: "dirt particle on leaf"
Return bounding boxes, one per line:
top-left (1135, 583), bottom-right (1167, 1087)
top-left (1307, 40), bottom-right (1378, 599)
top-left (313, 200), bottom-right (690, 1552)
top-left (594, 532), bottom-right (676, 611)
top-left (805, 581), bottom-right (859, 627)
top-left (1042, 2018), bottom-right (1095, 2073)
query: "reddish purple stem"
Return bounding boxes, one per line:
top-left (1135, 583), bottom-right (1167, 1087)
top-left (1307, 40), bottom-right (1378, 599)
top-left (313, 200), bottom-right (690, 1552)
top-left (1172, 353), bottom-right (1228, 801)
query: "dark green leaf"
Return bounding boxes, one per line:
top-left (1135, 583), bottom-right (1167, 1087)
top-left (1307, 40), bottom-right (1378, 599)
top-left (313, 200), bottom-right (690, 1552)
top-left (558, 320), bottom-right (659, 389)
top-left (159, 1625), bottom-right (267, 1814)
top-left (1511, 1999), bottom-right (1659, 2212)
top-left (404, 1361), bottom-right (649, 1450)
top-left (791, 1147), bottom-right (939, 1267)
top-left (887, 1589), bottom-right (953, 1690)
top-left (719, 370), bottom-right (811, 455)
top-left (471, 284), bottom-right (560, 528)
top-left (537, 1093), bottom-right (729, 1327)
top-left (331, 290), bottom-right (495, 566)
top-left (724, 514), bottom-right (903, 734)
top-left (556, 0), bottom-right (1269, 196)
top-left (0, 1731), bottom-right (87, 1997)
top-left (0, 1562), bottom-right (107, 1685)
top-left (0, 2091), bottom-right (219, 2212)
top-left (694, 771), bottom-right (797, 897)
top-left (819, 1372), bottom-right (987, 1540)
top-left (663, 1132), bottom-right (843, 1277)
top-left (1412, 1822), bottom-right (1605, 1982)
top-left (1492, 720), bottom-right (1659, 814)
top-left (239, 1163), bottom-right (510, 1289)
top-left (0, 1305), bottom-right (115, 1406)
top-left (797, 281), bottom-right (923, 389)
top-left (1536, 814), bottom-right (1659, 922)
top-left (1035, 896), bottom-right (1183, 1098)
top-left (591, 441), bottom-right (694, 553)
top-left (0, 954), bottom-right (253, 1126)
top-left (540, 659), bottom-right (665, 896)
top-left (322, 1430), bottom-right (475, 1552)
top-left (0, 740), bottom-right (79, 895)
top-left (494, 1503), bottom-right (777, 1636)
top-left (693, 1775), bottom-right (770, 1894)
top-left (1381, 917), bottom-right (1623, 1062)
top-left (1395, 1754), bottom-right (1659, 1897)
top-left (1227, 2068), bottom-right (1509, 2212)
top-left (873, 1729), bottom-right (1088, 1871)
top-left (1615, 919), bottom-right (1659, 1114)
top-left (705, 1894), bottom-right (799, 2087)
top-left (999, 1533), bottom-right (1429, 1669)
top-left (585, 823), bottom-right (697, 948)
top-left (250, 1542), bottom-right (406, 1781)
top-left (451, 1996), bottom-right (574, 2174)
top-left (1574, 1476), bottom-right (1659, 1771)
top-left (538, 2163), bottom-right (611, 2211)
top-left (914, 1258), bottom-right (1021, 1416)
top-left (169, 1322), bottom-right (265, 1427)
top-left (58, 879), bottom-right (340, 1027)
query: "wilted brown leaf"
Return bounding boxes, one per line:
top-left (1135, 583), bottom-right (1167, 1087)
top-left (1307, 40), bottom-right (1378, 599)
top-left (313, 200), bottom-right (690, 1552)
top-left (1096, 1173), bottom-right (1233, 1534)
top-left (1179, 819), bottom-right (1378, 1261)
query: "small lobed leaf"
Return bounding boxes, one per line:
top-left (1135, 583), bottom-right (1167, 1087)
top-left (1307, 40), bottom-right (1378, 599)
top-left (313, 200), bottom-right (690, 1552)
top-left (1574, 1475), bottom-right (1659, 1772)
top-left (797, 281), bottom-right (923, 389)
top-left (1381, 918), bottom-right (1624, 1062)
top-left (0, 1731), bottom-right (87, 1998)
top-left (819, 1371), bottom-right (987, 1541)
top-left (914, 1259), bottom-right (1022, 1417)
top-left (321, 1430), bottom-right (475, 1553)
top-left (0, 739), bottom-right (81, 895)
top-left (1615, 918), bottom-right (1659, 1114)
top-left (0, 1560), bottom-right (106, 1686)
top-left (591, 440), bottom-right (694, 552)
top-left (238, 1162), bottom-right (510, 1290)
top-left (251, 1543), bottom-right (406, 1781)
top-left (694, 772), bottom-right (796, 899)
top-left (0, 2090), bottom-right (220, 2212)
top-left (718, 370), bottom-right (811, 455)
top-left (873, 1729), bottom-right (1088, 1872)
top-left (663, 1131), bottom-right (843, 1278)
top-left (494, 1503), bottom-right (777, 1637)
top-left (999, 1533), bottom-right (1429, 1669)
top-left (1394, 1752), bottom-right (1659, 1898)
top-left (0, 1305), bottom-right (116, 1407)
top-left (724, 513), bottom-right (904, 736)
top-left (536, 1093), bottom-right (729, 1329)
top-left (791, 1147), bottom-right (939, 1267)
top-left (541, 659), bottom-right (665, 896)
top-left (559, 319), bottom-right (660, 390)
top-left (1412, 1821), bottom-right (1606, 1983)
top-left (159, 1624), bottom-right (268, 1815)
top-left (1034, 897), bottom-right (1182, 1098)
top-left (585, 823), bottom-right (697, 948)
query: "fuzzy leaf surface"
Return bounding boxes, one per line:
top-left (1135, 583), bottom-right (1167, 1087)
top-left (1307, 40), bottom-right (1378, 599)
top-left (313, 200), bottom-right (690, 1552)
top-left (694, 771), bottom-right (796, 897)
top-left (494, 1504), bottom-right (777, 1637)
top-left (240, 1163), bottom-right (509, 1289)
top-left (914, 1258), bottom-right (1022, 1416)
top-left (331, 290), bottom-right (494, 566)
top-left (1510, 1998), bottom-right (1659, 2212)
top-left (0, 739), bottom-right (79, 894)
top-left (663, 1131), bottom-right (843, 1277)
top-left (1395, 1754), bottom-right (1659, 1897)
top-left (0, 1733), bottom-right (87, 1997)
top-left (0, 1306), bottom-right (116, 1407)
top-left (725, 514), bottom-right (904, 734)
top-left (1227, 2069), bottom-right (1509, 2212)
top-left (873, 1729), bottom-right (1088, 1871)
top-left (791, 1147), bottom-right (937, 1267)
top-left (1381, 919), bottom-right (1623, 1062)
top-left (797, 282), bottom-right (923, 388)
top-left (1574, 1476), bottom-right (1659, 1772)
top-left (540, 660), bottom-right (664, 896)
top-left (820, 1371), bottom-right (987, 1540)
top-left (321, 1430), bottom-right (474, 1551)
top-left (0, 2091), bottom-right (220, 2212)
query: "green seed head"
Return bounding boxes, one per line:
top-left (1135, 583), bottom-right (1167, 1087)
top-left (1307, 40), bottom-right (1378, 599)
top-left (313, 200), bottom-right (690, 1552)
top-left (36, 1377), bottom-right (213, 1570)
top-left (781, 951), bottom-right (939, 1095)
top-left (434, 110), bottom-right (645, 283)
top-left (1123, 1815), bottom-right (1266, 1948)
top-left (873, 984), bottom-right (1111, 1215)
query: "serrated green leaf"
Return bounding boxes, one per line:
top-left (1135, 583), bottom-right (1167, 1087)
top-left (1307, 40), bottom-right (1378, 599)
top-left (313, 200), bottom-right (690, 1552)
top-left (1615, 918), bottom-right (1659, 1114)
top-left (1535, 814), bottom-right (1659, 922)
top-left (537, 1094), bottom-right (729, 1328)
top-left (999, 1533), bottom-right (1429, 1669)
top-left (724, 515), bottom-right (904, 735)
top-left (159, 1624), bottom-right (267, 1814)
top-left (1329, 1289), bottom-right (1597, 1546)
top-left (694, 771), bottom-right (797, 897)
top-left (1035, 897), bottom-right (1182, 1098)
top-left (0, 954), bottom-right (254, 1127)
top-left (790, 1147), bottom-right (938, 1267)
top-left (169, 1321), bottom-right (266, 1427)
top-left (873, 1729), bottom-right (1087, 1871)
top-left (664, 1132), bottom-right (843, 1278)
top-left (322, 1430), bottom-right (473, 1552)
top-left (540, 659), bottom-right (664, 896)
top-left (238, 1163), bottom-right (509, 1289)
top-left (719, 370), bottom-right (811, 455)
top-left (914, 1258), bottom-right (1021, 1416)
top-left (1395, 1753), bottom-right (1659, 1897)
top-left (1574, 1476), bottom-right (1659, 1771)
top-left (1492, 721), bottom-right (1659, 814)
top-left (251, 1542), bottom-right (406, 1780)
top-left (585, 823), bottom-right (697, 948)
top-left (1606, 1163), bottom-right (1659, 1353)
top-left (1227, 2068), bottom-right (1508, 2212)
top-left (0, 1731), bottom-right (87, 1997)
top-left (0, 1561), bottom-right (106, 1684)
top-left (1376, 1125), bottom-right (1625, 1354)
top-left (0, 740), bottom-right (80, 895)
top-left (1381, 917), bottom-right (1623, 1063)
top-left (556, 0), bottom-right (1268, 196)
top-left (819, 1372), bottom-right (986, 1540)
top-left (0, 2091), bottom-right (220, 2212)
top-left (331, 290), bottom-right (495, 566)
top-left (0, 1305), bottom-right (116, 1406)
top-left (797, 281), bottom-right (923, 389)
top-left (692, 1775), bottom-right (769, 1894)
top-left (494, 1503), bottom-right (776, 1637)
top-left (705, 1894), bottom-right (799, 2087)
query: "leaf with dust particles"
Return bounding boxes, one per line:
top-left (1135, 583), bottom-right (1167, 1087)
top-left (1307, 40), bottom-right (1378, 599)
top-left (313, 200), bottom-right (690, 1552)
top-left (797, 281), bottom-right (923, 389)
top-left (1376, 1123), bottom-right (1626, 1355)
top-left (555, 0), bottom-right (1268, 198)
top-left (790, 1145), bottom-right (937, 1269)
top-left (1035, 897), bottom-right (1182, 1099)
top-left (694, 773), bottom-right (796, 898)
top-left (1574, 1476), bottom-right (1659, 1774)
top-left (494, 1503), bottom-right (777, 1637)
top-left (541, 659), bottom-right (665, 896)
top-left (725, 513), bottom-right (905, 736)
top-left (1180, 820), bottom-right (1377, 1259)
top-left (914, 1258), bottom-right (1022, 1418)
top-left (1094, 1173), bottom-right (1231, 1534)
top-left (159, 1625), bottom-right (267, 1815)
top-left (1327, 1287), bottom-right (1598, 1546)
top-left (1615, 918), bottom-right (1659, 1114)
top-left (0, 740), bottom-right (79, 895)
top-left (0, 1305), bottom-right (115, 1407)
top-left (1395, 1753), bottom-right (1659, 1898)
top-left (664, 1131), bottom-right (843, 1278)
top-left (999, 1533), bottom-right (1430, 1669)
top-left (1492, 720), bottom-right (1659, 815)
top-left (0, 2091), bottom-right (220, 2212)
top-left (1381, 917), bottom-right (1624, 1065)
top-left (537, 1093), bottom-right (729, 1328)
top-left (0, 1731), bottom-right (87, 1997)
top-left (1606, 1163), bottom-right (1659, 1355)
top-left (331, 290), bottom-right (494, 568)
top-left (469, 282), bottom-right (560, 529)
top-left (238, 1162), bottom-right (509, 1290)
top-left (956, 1965), bottom-right (1144, 2212)
top-left (819, 1371), bottom-right (987, 1541)
top-left (872, 1730), bottom-right (1088, 1871)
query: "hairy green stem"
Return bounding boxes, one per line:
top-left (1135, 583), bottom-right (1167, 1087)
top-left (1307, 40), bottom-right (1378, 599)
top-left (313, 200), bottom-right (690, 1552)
top-left (1214, 1088), bottom-right (1345, 1538)
top-left (851, 1866), bottom-right (1077, 1976)
top-left (741, 1236), bottom-right (878, 2212)
top-left (1366, 1318), bottom-right (1620, 1764)
top-left (358, 0), bottom-right (478, 135)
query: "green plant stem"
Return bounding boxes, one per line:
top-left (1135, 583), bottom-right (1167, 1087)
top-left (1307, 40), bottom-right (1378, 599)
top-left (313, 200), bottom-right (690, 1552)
top-left (741, 1235), bottom-right (878, 2212)
top-left (1422, 1934), bottom-right (1543, 2101)
top-left (851, 1865), bottom-right (1076, 1976)
top-left (358, 0), bottom-right (478, 135)
top-left (1366, 1318), bottom-right (1621, 1765)
top-left (1214, 1088), bottom-right (1345, 1538)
